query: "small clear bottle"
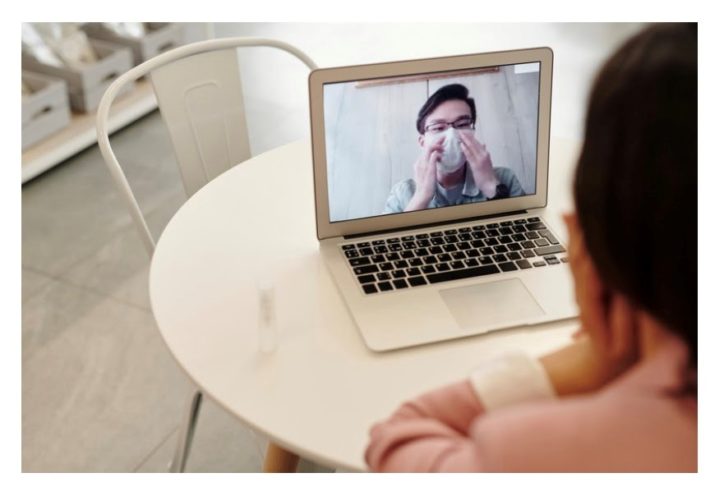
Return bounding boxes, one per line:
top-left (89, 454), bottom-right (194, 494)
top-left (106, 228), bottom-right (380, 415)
top-left (257, 280), bottom-right (278, 353)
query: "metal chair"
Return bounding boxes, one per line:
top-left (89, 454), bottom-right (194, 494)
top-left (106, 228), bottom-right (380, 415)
top-left (96, 37), bottom-right (317, 472)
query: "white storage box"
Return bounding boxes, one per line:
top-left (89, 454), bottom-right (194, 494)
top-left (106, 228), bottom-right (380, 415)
top-left (82, 23), bottom-right (184, 65)
top-left (22, 38), bottom-right (134, 113)
top-left (22, 71), bottom-right (71, 150)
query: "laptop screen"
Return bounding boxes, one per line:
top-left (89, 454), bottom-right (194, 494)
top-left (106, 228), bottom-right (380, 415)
top-left (323, 62), bottom-right (541, 223)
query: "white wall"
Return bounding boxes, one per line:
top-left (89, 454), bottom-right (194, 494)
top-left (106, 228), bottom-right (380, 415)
top-left (212, 22), bottom-right (645, 156)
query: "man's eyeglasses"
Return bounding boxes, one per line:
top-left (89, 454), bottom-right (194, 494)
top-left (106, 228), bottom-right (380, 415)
top-left (424, 117), bottom-right (475, 134)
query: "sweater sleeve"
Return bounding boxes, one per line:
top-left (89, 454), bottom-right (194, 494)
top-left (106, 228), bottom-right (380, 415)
top-left (365, 352), bottom-right (557, 472)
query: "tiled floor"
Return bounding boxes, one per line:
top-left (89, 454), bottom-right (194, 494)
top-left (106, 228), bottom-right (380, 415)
top-left (21, 22), bottom-right (644, 472)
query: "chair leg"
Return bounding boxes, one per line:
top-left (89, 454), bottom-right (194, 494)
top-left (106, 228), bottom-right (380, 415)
top-left (169, 389), bottom-right (204, 472)
top-left (263, 442), bottom-right (300, 472)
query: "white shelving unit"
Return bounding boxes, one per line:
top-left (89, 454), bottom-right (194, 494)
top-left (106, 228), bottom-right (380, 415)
top-left (21, 79), bottom-right (158, 183)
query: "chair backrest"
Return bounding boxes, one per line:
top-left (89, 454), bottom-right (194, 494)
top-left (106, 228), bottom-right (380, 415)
top-left (96, 37), bottom-right (318, 258)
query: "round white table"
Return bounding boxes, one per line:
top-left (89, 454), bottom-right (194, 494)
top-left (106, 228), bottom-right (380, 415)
top-left (149, 137), bottom-right (581, 471)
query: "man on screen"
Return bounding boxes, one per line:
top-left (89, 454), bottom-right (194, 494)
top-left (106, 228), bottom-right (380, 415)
top-left (382, 84), bottom-right (525, 214)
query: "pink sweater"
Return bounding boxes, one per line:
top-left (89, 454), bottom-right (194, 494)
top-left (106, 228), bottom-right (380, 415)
top-left (365, 338), bottom-right (697, 472)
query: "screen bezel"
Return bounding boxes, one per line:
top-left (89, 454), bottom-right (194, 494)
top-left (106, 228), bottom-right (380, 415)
top-left (309, 47), bottom-right (553, 240)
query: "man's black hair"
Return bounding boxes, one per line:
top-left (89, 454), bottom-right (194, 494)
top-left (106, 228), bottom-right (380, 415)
top-left (416, 83), bottom-right (476, 134)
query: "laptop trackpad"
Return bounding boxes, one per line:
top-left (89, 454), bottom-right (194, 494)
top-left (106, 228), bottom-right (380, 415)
top-left (439, 278), bottom-right (545, 330)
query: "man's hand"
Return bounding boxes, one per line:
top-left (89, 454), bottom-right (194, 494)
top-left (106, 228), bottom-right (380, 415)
top-left (459, 131), bottom-right (498, 198)
top-left (405, 134), bottom-right (444, 212)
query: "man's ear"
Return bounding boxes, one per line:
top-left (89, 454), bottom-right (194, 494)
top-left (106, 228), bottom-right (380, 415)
top-left (418, 134), bottom-right (425, 147)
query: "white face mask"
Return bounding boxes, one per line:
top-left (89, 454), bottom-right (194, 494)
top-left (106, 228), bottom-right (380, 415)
top-left (432, 127), bottom-right (466, 174)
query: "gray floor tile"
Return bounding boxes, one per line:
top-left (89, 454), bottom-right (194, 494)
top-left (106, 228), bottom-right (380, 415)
top-left (58, 191), bottom-right (186, 310)
top-left (22, 267), bottom-right (55, 303)
top-left (22, 285), bottom-right (190, 472)
top-left (136, 399), bottom-right (265, 473)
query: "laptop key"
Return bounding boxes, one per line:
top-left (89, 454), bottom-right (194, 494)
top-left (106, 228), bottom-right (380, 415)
top-left (525, 231), bottom-right (540, 239)
top-left (514, 219), bottom-right (528, 225)
top-left (344, 250), bottom-right (359, 258)
top-left (493, 254), bottom-right (508, 263)
top-left (387, 237), bottom-right (400, 243)
top-left (444, 235), bottom-right (459, 244)
top-left (414, 248), bottom-right (429, 257)
top-left (415, 233), bottom-right (430, 239)
top-left (427, 264), bottom-right (500, 284)
top-left (371, 255), bottom-right (385, 264)
top-left (499, 227), bottom-right (513, 235)
top-left (499, 262), bottom-right (518, 272)
top-left (487, 222), bottom-right (499, 228)
top-left (512, 233), bottom-right (526, 241)
top-left (360, 247), bottom-right (374, 256)
top-left (403, 242), bottom-right (416, 250)
top-left (423, 256), bottom-right (437, 264)
top-left (521, 241), bottom-right (536, 249)
top-left (342, 244), bottom-right (355, 250)
top-left (378, 281), bottom-right (394, 292)
top-left (452, 252), bottom-right (466, 260)
top-left (402, 236), bottom-right (415, 242)
top-left (485, 238), bottom-right (499, 246)
top-left (416, 239), bottom-right (431, 248)
top-left (372, 240), bottom-right (386, 245)
top-left (408, 276), bottom-right (427, 287)
top-left (354, 265), bottom-right (378, 275)
top-left (457, 241), bottom-right (471, 250)
top-left (450, 261), bottom-right (465, 270)
top-left (409, 258), bottom-right (423, 267)
top-left (458, 233), bottom-right (472, 241)
top-left (516, 260), bottom-right (532, 270)
top-left (362, 284), bottom-right (378, 294)
top-left (459, 227), bottom-right (472, 233)
top-left (479, 256), bottom-right (493, 265)
top-left (380, 262), bottom-right (394, 271)
top-left (540, 230), bottom-right (560, 245)
top-left (513, 225), bottom-right (527, 233)
top-left (401, 250), bottom-right (415, 259)
top-left (386, 252), bottom-right (400, 261)
top-left (429, 246), bottom-right (443, 254)
top-left (430, 231), bottom-right (443, 237)
top-left (528, 217), bottom-right (540, 222)
top-left (443, 244), bottom-right (457, 252)
top-left (472, 231), bottom-right (486, 240)
top-left (373, 245), bottom-right (388, 254)
top-left (436, 262), bottom-right (451, 272)
top-left (393, 279), bottom-right (408, 289)
top-left (521, 250), bottom-right (535, 258)
top-left (500, 221), bottom-right (513, 226)
top-left (535, 238), bottom-right (550, 247)
top-left (508, 252), bottom-right (522, 261)
top-left (485, 229), bottom-right (500, 237)
top-left (389, 243), bottom-right (402, 252)
top-left (444, 229), bottom-right (458, 235)
top-left (421, 265), bottom-right (436, 274)
top-left (437, 253), bottom-right (452, 262)
top-left (357, 242), bottom-right (370, 248)
top-left (472, 225), bottom-right (485, 231)
top-left (494, 245), bottom-right (508, 254)
top-left (534, 245), bottom-right (565, 256)
top-left (481, 247), bottom-right (494, 255)
top-left (465, 258), bottom-right (479, 267)
top-left (392, 270), bottom-right (406, 279)
top-left (546, 257), bottom-right (561, 265)
top-left (406, 267), bottom-right (421, 276)
top-left (527, 222), bottom-right (546, 230)
top-left (498, 235), bottom-right (513, 244)
top-left (357, 275), bottom-right (376, 284)
top-left (533, 261), bottom-right (547, 267)
top-left (349, 257), bottom-right (371, 267)
top-left (377, 272), bottom-right (391, 281)
top-left (471, 240), bottom-right (485, 248)
top-left (507, 242), bottom-right (522, 251)
top-left (394, 260), bottom-right (409, 269)
top-left (465, 249), bottom-right (480, 258)
top-left (431, 237), bottom-right (445, 246)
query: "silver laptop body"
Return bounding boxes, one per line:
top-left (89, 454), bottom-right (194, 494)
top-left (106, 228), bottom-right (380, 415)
top-left (308, 47), bottom-right (577, 351)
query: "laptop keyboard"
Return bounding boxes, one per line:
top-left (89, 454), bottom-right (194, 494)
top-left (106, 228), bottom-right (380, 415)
top-left (340, 217), bottom-right (567, 295)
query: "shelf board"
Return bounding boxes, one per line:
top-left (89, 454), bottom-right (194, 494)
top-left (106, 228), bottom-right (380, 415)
top-left (21, 79), bottom-right (158, 183)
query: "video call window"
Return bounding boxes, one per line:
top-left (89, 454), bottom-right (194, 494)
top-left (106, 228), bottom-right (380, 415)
top-left (323, 62), bottom-right (541, 223)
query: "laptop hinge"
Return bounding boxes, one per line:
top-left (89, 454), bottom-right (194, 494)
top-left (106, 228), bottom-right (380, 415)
top-left (343, 210), bottom-right (529, 239)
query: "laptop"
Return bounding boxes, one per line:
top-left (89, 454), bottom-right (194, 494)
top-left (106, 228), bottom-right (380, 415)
top-left (308, 47), bottom-right (577, 351)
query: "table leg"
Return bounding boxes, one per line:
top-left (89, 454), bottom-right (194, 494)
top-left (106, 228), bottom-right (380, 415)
top-left (263, 442), bottom-right (300, 472)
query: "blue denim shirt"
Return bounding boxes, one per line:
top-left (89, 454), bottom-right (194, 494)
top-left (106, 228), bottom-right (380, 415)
top-left (382, 164), bottom-right (525, 214)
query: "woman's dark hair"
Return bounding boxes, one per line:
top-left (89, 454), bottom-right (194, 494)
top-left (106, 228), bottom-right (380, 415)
top-left (416, 83), bottom-right (477, 134)
top-left (574, 23), bottom-right (697, 361)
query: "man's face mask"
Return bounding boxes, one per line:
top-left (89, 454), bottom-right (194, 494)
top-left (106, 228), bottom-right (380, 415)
top-left (431, 127), bottom-right (466, 174)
